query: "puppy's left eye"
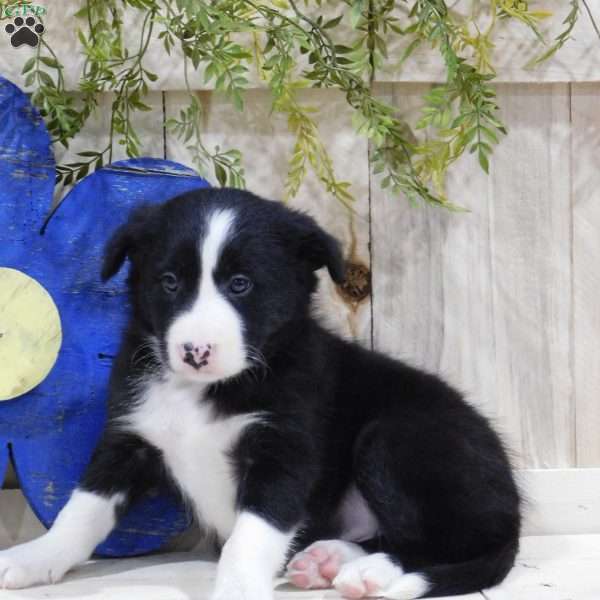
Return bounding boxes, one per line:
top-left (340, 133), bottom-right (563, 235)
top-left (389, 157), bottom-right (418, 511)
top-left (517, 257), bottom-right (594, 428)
top-left (228, 275), bottom-right (252, 296)
top-left (161, 272), bottom-right (179, 294)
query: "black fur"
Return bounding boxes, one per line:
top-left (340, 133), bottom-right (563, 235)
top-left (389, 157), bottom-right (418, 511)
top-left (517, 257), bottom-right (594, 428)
top-left (83, 188), bottom-right (521, 598)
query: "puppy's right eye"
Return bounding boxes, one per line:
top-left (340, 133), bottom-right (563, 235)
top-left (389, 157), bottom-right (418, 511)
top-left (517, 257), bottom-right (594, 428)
top-left (160, 272), bottom-right (179, 294)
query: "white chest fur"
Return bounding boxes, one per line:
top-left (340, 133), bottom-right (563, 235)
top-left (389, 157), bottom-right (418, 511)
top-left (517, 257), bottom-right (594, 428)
top-left (124, 376), bottom-right (257, 540)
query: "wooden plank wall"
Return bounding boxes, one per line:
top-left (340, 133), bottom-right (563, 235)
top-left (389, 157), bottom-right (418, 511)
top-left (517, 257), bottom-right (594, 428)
top-left (372, 83), bottom-right (575, 469)
top-left (2, 1), bottom-right (600, 474)
top-left (572, 84), bottom-right (600, 468)
top-left (52, 82), bottom-right (599, 470)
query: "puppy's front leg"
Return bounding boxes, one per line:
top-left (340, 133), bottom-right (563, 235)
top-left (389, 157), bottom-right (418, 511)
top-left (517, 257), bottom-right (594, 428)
top-left (211, 423), bottom-right (313, 600)
top-left (0, 489), bottom-right (122, 589)
top-left (0, 431), bottom-right (157, 588)
top-left (212, 512), bottom-right (294, 600)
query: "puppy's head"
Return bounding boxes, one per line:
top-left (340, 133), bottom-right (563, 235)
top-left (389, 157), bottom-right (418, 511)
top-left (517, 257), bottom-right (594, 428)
top-left (102, 188), bottom-right (345, 384)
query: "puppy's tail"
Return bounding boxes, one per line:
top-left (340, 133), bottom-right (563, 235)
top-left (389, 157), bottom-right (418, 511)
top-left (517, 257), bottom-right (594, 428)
top-left (390, 540), bottom-right (518, 599)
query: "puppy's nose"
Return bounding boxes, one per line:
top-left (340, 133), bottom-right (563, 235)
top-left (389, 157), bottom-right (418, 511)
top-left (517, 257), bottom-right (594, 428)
top-left (179, 343), bottom-right (212, 369)
top-left (179, 342), bottom-right (213, 370)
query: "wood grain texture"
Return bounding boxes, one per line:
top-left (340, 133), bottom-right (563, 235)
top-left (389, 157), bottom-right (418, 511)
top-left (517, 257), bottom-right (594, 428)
top-left (484, 535), bottom-right (600, 600)
top-left (0, 548), bottom-right (484, 599)
top-left (55, 92), bottom-right (165, 164)
top-left (371, 83), bottom-right (574, 469)
top-left (50, 92), bottom-right (166, 211)
top-left (2, 1), bottom-right (599, 92)
top-left (571, 83), bottom-right (600, 468)
top-left (377, 1), bottom-right (600, 84)
top-left (0, 74), bottom-right (55, 490)
top-left (519, 468), bottom-right (600, 536)
top-left (1, 532), bottom-right (600, 599)
top-left (482, 83), bottom-right (573, 469)
top-left (1, 13), bottom-right (598, 489)
top-left (164, 89), bottom-right (372, 345)
top-left (52, 92), bottom-right (166, 206)
top-left (0, 490), bottom-right (46, 548)
top-left (4, 468), bottom-right (599, 551)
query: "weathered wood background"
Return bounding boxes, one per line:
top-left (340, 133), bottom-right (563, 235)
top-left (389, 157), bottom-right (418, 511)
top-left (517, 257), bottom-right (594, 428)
top-left (0, 0), bottom-right (599, 482)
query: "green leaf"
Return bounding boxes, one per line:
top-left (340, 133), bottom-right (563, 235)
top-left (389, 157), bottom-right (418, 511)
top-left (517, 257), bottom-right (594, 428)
top-left (215, 163), bottom-right (227, 186)
top-left (397, 38), bottom-right (421, 68)
top-left (38, 71), bottom-right (54, 87)
top-left (324, 14), bottom-right (343, 29)
top-left (77, 163), bottom-right (89, 180)
top-left (21, 57), bottom-right (36, 74)
top-left (350, 0), bottom-right (365, 28)
top-left (232, 90), bottom-right (244, 112)
top-left (40, 57), bottom-right (61, 69)
top-left (478, 149), bottom-right (489, 173)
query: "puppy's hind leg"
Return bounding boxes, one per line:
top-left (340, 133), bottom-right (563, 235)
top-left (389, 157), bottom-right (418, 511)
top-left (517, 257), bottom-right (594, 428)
top-left (345, 419), bottom-right (519, 599)
top-left (0, 431), bottom-right (161, 589)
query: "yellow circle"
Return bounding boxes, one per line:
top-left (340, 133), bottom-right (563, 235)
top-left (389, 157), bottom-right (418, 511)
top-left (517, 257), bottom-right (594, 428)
top-left (0, 268), bottom-right (62, 401)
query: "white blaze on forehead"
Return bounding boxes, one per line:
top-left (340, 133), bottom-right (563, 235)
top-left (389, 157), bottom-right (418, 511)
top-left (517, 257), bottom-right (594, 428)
top-left (201, 209), bottom-right (236, 276)
top-left (166, 207), bottom-right (246, 383)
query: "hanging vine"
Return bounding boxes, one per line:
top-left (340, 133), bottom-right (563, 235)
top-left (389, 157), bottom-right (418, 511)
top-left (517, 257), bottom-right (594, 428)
top-left (13, 0), bottom-right (594, 208)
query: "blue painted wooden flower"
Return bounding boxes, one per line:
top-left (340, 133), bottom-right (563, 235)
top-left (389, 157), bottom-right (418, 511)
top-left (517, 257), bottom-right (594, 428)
top-left (0, 76), bottom-right (209, 556)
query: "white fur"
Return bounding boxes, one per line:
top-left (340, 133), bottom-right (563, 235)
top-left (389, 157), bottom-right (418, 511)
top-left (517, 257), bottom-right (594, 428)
top-left (167, 208), bottom-right (247, 383)
top-left (333, 554), bottom-right (429, 599)
top-left (125, 373), bottom-right (260, 540)
top-left (286, 539), bottom-right (366, 589)
top-left (287, 541), bottom-right (430, 599)
top-left (0, 489), bottom-right (122, 589)
top-left (212, 511), bottom-right (294, 600)
top-left (381, 573), bottom-right (430, 600)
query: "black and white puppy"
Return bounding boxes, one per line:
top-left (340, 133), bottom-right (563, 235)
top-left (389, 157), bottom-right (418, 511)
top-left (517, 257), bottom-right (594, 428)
top-left (0, 189), bottom-right (521, 599)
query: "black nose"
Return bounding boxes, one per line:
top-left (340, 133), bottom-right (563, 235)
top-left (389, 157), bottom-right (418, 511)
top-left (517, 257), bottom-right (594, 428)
top-left (183, 342), bottom-right (194, 352)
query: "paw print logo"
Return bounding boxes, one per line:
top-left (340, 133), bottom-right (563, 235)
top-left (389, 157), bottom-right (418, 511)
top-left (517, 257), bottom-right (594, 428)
top-left (5, 16), bottom-right (44, 48)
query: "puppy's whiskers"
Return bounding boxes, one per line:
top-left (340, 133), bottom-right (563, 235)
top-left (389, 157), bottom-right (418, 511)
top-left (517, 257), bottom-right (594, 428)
top-left (246, 345), bottom-right (268, 368)
top-left (126, 336), bottom-right (165, 395)
top-left (246, 345), bottom-right (270, 382)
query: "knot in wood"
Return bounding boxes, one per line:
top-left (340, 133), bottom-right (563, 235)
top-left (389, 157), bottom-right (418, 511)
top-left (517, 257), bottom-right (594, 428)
top-left (338, 261), bottom-right (371, 304)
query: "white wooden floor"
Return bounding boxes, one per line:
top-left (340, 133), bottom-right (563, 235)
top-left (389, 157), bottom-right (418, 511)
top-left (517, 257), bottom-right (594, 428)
top-left (0, 535), bottom-right (596, 600)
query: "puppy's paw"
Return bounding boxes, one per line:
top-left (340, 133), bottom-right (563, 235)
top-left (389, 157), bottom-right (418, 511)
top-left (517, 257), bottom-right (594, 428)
top-left (286, 539), bottom-right (366, 589)
top-left (0, 542), bottom-right (71, 589)
top-left (332, 553), bottom-right (429, 599)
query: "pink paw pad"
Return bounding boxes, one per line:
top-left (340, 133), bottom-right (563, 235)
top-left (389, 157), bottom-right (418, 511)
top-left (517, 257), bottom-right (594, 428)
top-left (332, 553), bottom-right (409, 599)
top-left (309, 547), bottom-right (328, 560)
top-left (287, 540), bottom-right (364, 590)
top-left (289, 558), bottom-right (308, 571)
top-left (286, 551), bottom-right (335, 589)
top-left (289, 573), bottom-right (311, 588)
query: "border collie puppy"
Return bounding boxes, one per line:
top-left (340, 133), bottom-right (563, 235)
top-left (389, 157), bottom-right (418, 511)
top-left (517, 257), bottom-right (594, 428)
top-left (0, 189), bottom-right (520, 599)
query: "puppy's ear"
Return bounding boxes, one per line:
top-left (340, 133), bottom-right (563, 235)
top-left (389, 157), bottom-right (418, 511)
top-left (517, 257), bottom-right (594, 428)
top-left (101, 205), bottom-right (156, 281)
top-left (288, 211), bottom-right (346, 284)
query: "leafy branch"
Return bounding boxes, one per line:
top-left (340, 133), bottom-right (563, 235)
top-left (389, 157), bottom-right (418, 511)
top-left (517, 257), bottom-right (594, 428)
top-left (20, 0), bottom-right (590, 209)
